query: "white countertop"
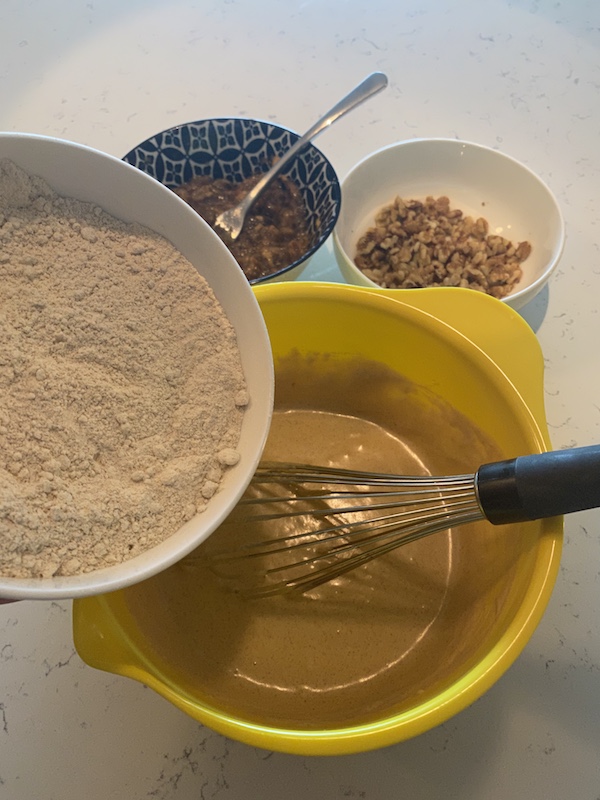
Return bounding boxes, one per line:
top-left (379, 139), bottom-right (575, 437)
top-left (1, 1), bottom-right (600, 797)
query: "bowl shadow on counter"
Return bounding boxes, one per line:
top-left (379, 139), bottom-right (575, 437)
top-left (517, 283), bottom-right (549, 333)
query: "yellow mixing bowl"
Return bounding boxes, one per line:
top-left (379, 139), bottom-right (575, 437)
top-left (73, 283), bottom-right (562, 756)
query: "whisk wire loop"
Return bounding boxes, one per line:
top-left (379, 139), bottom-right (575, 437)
top-left (231, 494), bottom-right (481, 556)
top-left (203, 447), bottom-right (600, 596)
top-left (252, 462), bottom-right (472, 487)
top-left (253, 508), bottom-right (484, 597)
top-left (211, 462), bottom-right (486, 597)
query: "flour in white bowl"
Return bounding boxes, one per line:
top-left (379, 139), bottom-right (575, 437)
top-left (0, 158), bottom-right (248, 578)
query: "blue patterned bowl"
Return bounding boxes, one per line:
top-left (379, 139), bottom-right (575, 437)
top-left (123, 118), bottom-right (341, 283)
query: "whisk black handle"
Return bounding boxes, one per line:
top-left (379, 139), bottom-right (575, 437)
top-left (476, 444), bottom-right (600, 524)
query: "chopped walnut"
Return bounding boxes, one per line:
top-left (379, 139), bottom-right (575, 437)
top-left (353, 196), bottom-right (531, 299)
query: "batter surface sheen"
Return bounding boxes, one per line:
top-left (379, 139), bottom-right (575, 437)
top-left (125, 355), bottom-right (507, 729)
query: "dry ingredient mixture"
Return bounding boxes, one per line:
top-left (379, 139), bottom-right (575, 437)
top-left (354, 195), bottom-right (532, 299)
top-left (0, 158), bottom-right (248, 579)
top-left (174, 173), bottom-right (311, 281)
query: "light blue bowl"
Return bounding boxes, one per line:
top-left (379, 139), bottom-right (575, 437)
top-left (123, 118), bottom-right (341, 284)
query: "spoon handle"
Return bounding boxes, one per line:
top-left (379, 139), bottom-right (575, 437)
top-left (240, 72), bottom-right (388, 213)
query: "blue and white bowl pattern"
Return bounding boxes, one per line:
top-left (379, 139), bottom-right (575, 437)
top-left (123, 118), bottom-right (341, 283)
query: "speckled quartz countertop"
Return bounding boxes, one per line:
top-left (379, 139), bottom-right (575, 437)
top-left (1, 1), bottom-right (600, 798)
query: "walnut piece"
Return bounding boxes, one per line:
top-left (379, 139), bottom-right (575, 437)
top-left (354, 196), bottom-right (531, 299)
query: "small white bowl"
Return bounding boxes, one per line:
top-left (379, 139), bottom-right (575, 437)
top-left (0, 133), bottom-right (274, 600)
top-left (333, 138), bottom-right (565, 310)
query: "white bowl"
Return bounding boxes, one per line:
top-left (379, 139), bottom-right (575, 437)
top-left (333, 138), bottom-right (565, 310)
top-left (0, 133), bottom-right (274, 600)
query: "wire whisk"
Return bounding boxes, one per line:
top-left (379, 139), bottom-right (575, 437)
top-left (206, 445), bottom-right (600, 597)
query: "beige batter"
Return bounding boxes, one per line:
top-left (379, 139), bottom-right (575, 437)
top-left (124, 354), bottom-right (516, 729)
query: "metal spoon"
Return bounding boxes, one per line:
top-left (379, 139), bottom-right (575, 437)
top-left (213, 72), bottom-right (388, 241)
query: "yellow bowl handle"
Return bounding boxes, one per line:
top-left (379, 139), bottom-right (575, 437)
top-left (73, 594), bottom-right (148, 680)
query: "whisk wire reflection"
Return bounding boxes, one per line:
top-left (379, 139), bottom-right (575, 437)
top-left (212, 463), bottom-right (485, 597)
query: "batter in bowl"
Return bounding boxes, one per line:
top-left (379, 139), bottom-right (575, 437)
top-left (124, 354), bottom-right (515, 729)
